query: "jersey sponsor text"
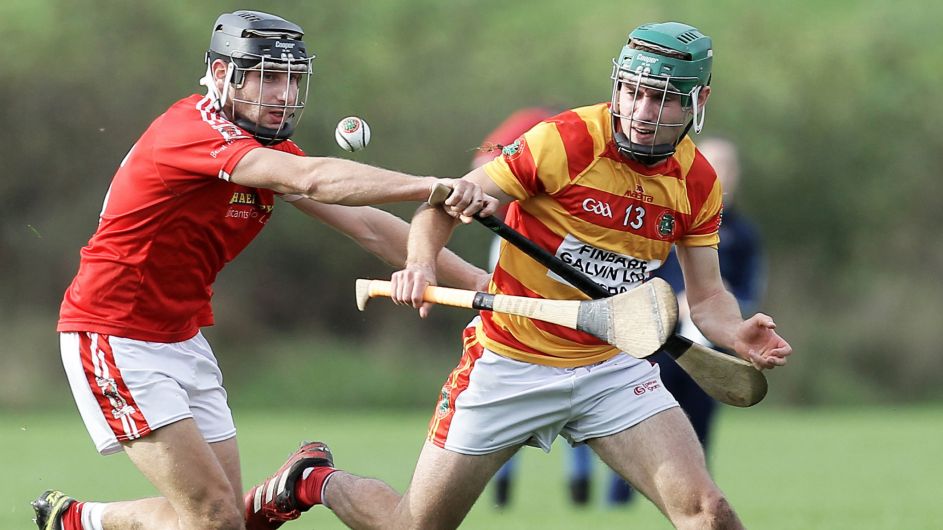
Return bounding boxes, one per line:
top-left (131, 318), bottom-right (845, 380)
top-left (552, 234), bottom-right (660, 294)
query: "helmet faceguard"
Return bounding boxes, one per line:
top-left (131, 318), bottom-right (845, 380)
top-left (202, 10), bottom-right (315, 144)
top-left (610, 22), bottom-right (712, 165)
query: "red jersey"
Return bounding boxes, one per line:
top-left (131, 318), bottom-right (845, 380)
top-left (58, 94), bottom-right (304, 342)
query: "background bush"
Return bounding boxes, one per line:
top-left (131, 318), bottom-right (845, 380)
top-left (2, 0), bottom-right (941, 408)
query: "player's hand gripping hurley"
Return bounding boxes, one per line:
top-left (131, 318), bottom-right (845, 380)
top-left (357, 278), bottom-right (678, 360)
top-left (427, 182), bottom-right (769, 407)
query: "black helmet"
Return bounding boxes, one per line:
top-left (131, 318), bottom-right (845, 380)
top-left (204, 10), bottom-right (314, 144)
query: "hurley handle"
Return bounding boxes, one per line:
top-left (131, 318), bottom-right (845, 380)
top-left (356, 279), bottom-right (478, 311)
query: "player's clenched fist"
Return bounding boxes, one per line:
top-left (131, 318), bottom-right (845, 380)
top-left (390, 263), bottom-right (437, 318)
top-left (432, 178), bottom-right (499, 223)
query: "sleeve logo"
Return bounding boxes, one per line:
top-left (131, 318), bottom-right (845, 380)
top-left (501, 137), bottom-right (526, 161)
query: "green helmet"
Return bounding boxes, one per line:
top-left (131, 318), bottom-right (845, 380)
top-left (610, 22), bottom-right (713, 164)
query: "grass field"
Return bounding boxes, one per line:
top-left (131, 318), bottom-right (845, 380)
top-left (3, 405), bottom-right (941, 529)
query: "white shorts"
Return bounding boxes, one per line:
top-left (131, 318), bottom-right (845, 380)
top-left (60, 331), bottom-right (236, 455)
top-left (428, 325), bottom-right (678, 455)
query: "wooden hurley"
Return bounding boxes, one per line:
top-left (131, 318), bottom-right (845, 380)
top-left (355, 278), bottom-right (678, 360)
top-left (426, 181), bottom-right (769, 407)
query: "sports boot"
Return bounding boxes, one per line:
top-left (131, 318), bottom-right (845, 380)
top-left (245, 441), bottom-right (334, 529)
top-left (31, 490), bottom-right (75, 530)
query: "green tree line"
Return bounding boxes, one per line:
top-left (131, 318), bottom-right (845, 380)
top-left (2, 0), bottom-right (940, 408)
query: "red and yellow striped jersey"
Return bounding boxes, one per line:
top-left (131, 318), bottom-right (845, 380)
top-left (480, 103), bottom-right (722, 367)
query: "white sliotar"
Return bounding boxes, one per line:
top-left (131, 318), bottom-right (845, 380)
top-left (335, 116), bottom-right (371, 151)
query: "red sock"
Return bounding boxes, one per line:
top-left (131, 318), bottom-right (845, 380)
top-left (62, 501), bottom-right (84, 530)
top-left (295, 467), bottom-right (338, 508)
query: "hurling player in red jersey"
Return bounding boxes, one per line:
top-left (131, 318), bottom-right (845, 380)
top-left (32, 10), bottom-right (497, 530)
top-left (380, 22), bottom-right (791, 529)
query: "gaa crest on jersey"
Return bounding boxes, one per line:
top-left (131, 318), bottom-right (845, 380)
top-left (656, 212), bottom-right (676, 238)
top-left (502, 137), bottom-right (526, 161)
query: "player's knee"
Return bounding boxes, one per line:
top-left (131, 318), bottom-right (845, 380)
top-left (185, 494), bottom-right (244, 530)
top-left (703, 493), bottom-right (736, 525)
top-left (669, 489), bottom-right (738, 529)
top-left (193, 507), bottom-right (244, 530)
top-left (689, 491), bottom-right (737, 528)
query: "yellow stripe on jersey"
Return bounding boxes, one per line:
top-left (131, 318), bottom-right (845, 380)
top-left (478, 103), bottom-right (722, 367)
top-left (478, 326), bottom-right (616, 366)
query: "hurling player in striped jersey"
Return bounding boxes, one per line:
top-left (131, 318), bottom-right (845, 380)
top-left (381, 22), bottom-right (790, 529)
top-left (32, 10), bottom-right (497, 530)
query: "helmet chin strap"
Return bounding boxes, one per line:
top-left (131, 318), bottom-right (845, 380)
top-left (691, 86), bottom-right (706, 133)
top-left (613, 118), bottom-right (694, 166)
top-left (613, 131), bottom-right (675, 165)
top-left (198, 62), bottom-right (234, 112)
top-left (233, 115), bottom-right (293, 145)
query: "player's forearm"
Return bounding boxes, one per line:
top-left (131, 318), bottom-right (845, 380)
top-left (300, 158), bottom-right (437, 205)
top-left (406, 204), bottom-right (460, 276)
top-left (688, 289), bottom-right (744, 350)
top-left (339, 207), bottom-right (486, 287)
top-left (347, 208), bottom-right (410, 267)
top-left (294, 201), bottom-right (485, 287)
top-left (435, 249), bottom-right (489, 291)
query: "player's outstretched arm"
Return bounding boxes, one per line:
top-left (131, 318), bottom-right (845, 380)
top-left (229, 148), bottom-right (488, 217)
top-left (291, 200), bottom-right (489, 291)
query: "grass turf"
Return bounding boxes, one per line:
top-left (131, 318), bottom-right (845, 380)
top-left (3, 405), bottom-right (940, 529)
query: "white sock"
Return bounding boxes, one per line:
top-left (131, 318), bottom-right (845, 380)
top-left (80, 502), bottom-right (106, 530)
top-left (321, 471), bottom-right (336, 510)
